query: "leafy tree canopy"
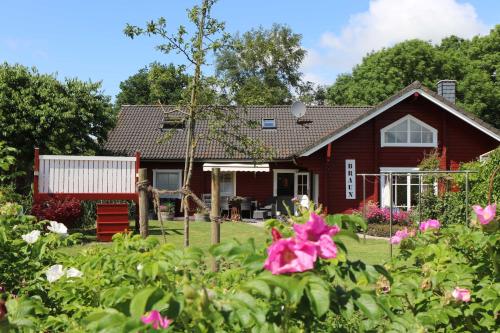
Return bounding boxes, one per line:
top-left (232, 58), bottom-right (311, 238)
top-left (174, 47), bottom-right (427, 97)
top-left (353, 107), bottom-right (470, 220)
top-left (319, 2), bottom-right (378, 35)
top-left (326, 25), bottom-right (500, 128)
top-left (115, 62), bottom-right (189, 107)
top-left (0, 63), bottom-right (115, 189)
top-left (216, 24), bottom-right (307, 105)
top-left (116, 62), bottom-right (220, 107)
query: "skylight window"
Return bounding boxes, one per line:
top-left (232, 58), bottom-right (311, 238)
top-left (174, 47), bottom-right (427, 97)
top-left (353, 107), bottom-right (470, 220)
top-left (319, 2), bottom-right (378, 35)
top-left (262, 118), bottom-right (276, 129)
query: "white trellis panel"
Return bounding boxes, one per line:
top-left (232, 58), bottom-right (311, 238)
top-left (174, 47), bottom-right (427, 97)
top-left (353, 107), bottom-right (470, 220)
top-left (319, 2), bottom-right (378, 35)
top-left (38, 155), bottom-right (137, 194)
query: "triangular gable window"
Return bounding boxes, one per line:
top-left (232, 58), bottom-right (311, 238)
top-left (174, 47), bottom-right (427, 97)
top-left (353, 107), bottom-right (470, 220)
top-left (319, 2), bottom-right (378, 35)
top-left (381, 115), bottom-right (437, 147)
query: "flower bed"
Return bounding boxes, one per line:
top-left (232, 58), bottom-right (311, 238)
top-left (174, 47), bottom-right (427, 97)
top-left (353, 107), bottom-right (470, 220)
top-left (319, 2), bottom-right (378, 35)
top-left (0, 200), bottom-right (498, 332)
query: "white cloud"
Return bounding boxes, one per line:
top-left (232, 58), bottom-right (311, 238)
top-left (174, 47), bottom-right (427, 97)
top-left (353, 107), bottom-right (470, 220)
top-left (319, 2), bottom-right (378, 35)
top-left (302, 0), bottom-right (489, 86)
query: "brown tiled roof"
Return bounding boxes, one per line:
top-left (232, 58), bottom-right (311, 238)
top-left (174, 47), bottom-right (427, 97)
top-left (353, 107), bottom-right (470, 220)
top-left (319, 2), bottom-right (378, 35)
top-left (104, 81), bottom-right (499, 160)
top-left (104, 105), bottom-right (371, 160)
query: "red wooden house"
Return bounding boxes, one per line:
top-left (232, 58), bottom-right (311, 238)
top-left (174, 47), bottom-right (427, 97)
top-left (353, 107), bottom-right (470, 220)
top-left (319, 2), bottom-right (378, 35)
top-left (104, 81), bottom-right (499, 215)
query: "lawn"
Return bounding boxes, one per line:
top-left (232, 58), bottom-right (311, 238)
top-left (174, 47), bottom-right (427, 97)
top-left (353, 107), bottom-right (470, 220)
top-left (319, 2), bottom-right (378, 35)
top-left (64, 220), bottom-right (393, 265)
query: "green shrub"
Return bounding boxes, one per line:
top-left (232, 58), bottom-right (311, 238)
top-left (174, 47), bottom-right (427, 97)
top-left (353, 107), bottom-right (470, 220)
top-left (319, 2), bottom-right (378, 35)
top-left (415, 147), bottom-right (500, 225)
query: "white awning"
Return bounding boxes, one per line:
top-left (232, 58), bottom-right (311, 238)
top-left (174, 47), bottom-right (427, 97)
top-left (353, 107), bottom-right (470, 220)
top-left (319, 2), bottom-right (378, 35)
top-left (202, 163), bottom-right (270, 172)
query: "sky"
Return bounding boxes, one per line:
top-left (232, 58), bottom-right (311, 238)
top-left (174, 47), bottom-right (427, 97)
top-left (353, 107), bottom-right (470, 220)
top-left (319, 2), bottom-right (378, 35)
top-left (1, 0), bottom-right (498, 99)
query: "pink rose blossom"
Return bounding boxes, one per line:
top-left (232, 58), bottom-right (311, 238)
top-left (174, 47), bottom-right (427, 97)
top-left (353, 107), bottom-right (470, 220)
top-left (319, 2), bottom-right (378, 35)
top-left (317, 234), bottom-right (338, 259)
top-left (390, 228), bottom-right (410, 244)
top-left (293, 213), bottom-right (340, 259)
top-left (264, 238), bottom-right (317, 275)
top-left (472, 204), bottom-right (496, 225)
top-left (293, 213), bottom-right (340, 242)
top-left (419, 219), bottom-right (440, 232)
top-left (452, 287), bottom-right (471, 302)
top-left (141, 310), bottom-right (173, 330)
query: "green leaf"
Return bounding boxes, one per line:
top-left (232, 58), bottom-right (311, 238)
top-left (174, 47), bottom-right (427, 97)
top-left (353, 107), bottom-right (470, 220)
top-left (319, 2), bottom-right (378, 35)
top-left (305, 275), bottom-right (330, 317)
top-left (354, 294), bottom-right (381, 320)
top-left (243, 279), bottom-right (271, 298)
top-left (129, 287), bottom-right (165, 318)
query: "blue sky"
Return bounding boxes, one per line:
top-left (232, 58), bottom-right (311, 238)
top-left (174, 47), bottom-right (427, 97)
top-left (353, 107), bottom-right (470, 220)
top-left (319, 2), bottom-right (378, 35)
top-left (1, 0), bottom-right (498, 99)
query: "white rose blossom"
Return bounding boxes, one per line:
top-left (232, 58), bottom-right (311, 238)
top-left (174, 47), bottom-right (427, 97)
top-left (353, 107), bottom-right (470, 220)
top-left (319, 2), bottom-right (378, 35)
top-left (66, 267), bottom-right (83, 278)
top-left (46, 265), bottom-right (65, 283)
top-left (21, 230), bottom-right (41, 244)
top-left (47, 221), bottom-right (68, 236)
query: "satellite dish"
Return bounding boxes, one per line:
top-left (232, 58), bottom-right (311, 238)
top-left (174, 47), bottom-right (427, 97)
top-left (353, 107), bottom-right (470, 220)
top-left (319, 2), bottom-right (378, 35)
top-left (291, 101), bottom-right (306, 119)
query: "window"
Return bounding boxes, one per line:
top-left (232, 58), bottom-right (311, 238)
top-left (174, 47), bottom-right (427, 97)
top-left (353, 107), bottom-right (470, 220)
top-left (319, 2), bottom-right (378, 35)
top-left (220, 172), bottom-right (235, 197)
top-left (153, 169), bottom-right (182, 198)
top-left (262, 118), bottom-right (276, 129)
top-left (296, 173), bottom-right (310, 196)
top-left (381, 115), bottom-right (437, 147)
top-left (380, 168), bottom-right (436, 211)
top-left (161, 116), bottom-right (185, 130)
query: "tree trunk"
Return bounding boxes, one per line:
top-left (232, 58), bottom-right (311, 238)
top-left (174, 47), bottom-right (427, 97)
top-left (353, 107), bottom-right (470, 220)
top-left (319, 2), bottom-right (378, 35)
top-left (138, 168), bottom-right (149, 238)
top-left (210, 167), bottom-right (220, 272)
top-left (181, 0), bottom-right (208, 248)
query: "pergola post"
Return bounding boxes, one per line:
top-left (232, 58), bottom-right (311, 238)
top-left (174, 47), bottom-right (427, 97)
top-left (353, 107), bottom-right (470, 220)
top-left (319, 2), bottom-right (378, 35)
top-left (210, 167), bottom-right (221, 272)
top-left (138, 168), bottom-right (149, 238)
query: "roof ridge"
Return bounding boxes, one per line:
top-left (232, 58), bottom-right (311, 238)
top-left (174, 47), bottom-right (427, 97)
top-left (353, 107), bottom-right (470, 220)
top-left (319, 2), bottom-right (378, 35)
top-left (121, 104), bottom-right (373, 109)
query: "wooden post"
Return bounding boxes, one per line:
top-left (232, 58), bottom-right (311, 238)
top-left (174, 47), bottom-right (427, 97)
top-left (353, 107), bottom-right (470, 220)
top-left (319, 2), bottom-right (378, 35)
top-left (210, 167), bottom-right (220, 272)
top-left (138, 168), bottom-right (149, 238)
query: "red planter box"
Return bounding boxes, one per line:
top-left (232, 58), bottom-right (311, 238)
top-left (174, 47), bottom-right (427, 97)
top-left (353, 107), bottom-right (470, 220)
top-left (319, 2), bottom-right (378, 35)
top-left (96, 204), bottom-right (130, 242)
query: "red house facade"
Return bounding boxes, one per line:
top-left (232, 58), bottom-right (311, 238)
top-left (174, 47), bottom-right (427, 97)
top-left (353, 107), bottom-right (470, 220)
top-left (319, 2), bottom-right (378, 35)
top-left (105, 81), bottom-right (499, 215)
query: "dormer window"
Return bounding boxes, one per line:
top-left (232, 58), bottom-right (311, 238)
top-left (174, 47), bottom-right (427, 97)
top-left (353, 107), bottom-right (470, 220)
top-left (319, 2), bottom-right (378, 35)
top-left (381, 115), bottom-right (437, 147)
top-left (161, 116), bottom-right (185, 130)
top-left (262, 118), bottom-right (276, 129)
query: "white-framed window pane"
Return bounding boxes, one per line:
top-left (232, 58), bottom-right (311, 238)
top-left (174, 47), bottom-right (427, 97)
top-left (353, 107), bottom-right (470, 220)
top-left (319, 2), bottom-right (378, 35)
top-left (155, 170), bottom-right (181, 198)
top-left (409, 120), bottom-right (421, 131)
top-left (157, 173), bottom-right (179, 190)
top-left (385, 132), bottom-right (396, 143)
top-left (220, 172), bottom-right (234, 196)
top-left (393, 120), bottom-right (408, 132)
top-left (410, 131), bottom-right (422, 143)
top-left (422, 132), bottom-right (433, 143)
top-left (395, 132), bottom-right (407, 143)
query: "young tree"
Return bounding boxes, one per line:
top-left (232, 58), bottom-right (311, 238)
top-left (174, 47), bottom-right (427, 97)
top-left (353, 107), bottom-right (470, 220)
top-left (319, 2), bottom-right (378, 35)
top-left (125, 0), bottom-right (273, 246)
top-left (216, 24), bottom-right (307, 105)
top-left (0, 63), bottom-right (115, 191)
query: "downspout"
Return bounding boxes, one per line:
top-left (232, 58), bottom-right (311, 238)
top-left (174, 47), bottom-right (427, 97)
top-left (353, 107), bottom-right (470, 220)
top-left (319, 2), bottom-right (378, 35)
top-left (324, 143), bottom-right (332, 213)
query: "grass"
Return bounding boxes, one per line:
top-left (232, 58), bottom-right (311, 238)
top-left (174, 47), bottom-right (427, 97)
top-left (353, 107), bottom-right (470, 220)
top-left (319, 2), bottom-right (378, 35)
top-left (64, 220), bottom-right (393, 265)
top-left (61, 221), bottom-right (389, 264)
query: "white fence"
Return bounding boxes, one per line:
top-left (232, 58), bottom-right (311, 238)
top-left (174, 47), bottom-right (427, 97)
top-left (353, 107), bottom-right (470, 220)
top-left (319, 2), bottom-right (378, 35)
top-left (38, 155), bottom-right (137, 194)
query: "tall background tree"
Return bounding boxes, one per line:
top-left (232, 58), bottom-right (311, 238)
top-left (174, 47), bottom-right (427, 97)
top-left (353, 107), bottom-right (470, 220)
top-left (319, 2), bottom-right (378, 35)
top-left (215, 24), bottom-right (308, 105)
top-left (0, 62), bottom-right (115, 191)
top-left (115, 62), bottom-right (189, 107)
top-left (326, 25), bottom-right (500, 128)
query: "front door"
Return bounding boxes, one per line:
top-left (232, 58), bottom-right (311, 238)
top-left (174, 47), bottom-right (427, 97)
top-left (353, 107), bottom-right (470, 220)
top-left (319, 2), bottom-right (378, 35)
top-left (276, 172), bottom-right (295, 214)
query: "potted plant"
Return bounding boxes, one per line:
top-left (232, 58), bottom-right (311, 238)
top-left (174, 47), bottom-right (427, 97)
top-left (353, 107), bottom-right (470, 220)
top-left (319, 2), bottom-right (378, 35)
top-left (194, 207), bottom-right (210, 222)
top-left (159, 202), bottom-right (175, 221)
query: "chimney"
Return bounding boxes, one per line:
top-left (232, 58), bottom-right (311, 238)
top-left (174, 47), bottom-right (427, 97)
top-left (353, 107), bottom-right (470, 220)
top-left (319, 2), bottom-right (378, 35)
top-left (437, 80), bottom-right (456, 103)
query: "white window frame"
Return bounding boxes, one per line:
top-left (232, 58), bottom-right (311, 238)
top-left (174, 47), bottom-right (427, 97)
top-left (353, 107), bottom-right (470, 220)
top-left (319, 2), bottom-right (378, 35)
top-left (152, 169), bottom-right (183, 199)
top-left (220, 171), bottom-right (236, 197)
top-left (273, 169), bottom-right (311, 198)
top-left (380, 115), bottom-right (437, 147)
top-left (294, 172), bottom-right (310, 198)
top-left (380, 167), bottom-right (437, 211)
